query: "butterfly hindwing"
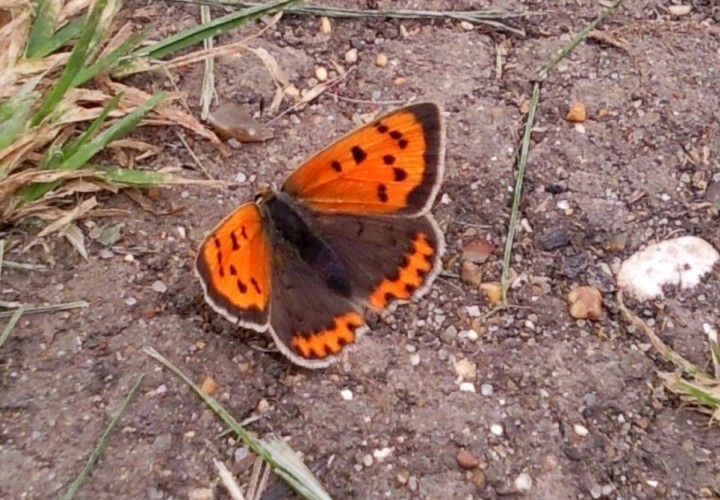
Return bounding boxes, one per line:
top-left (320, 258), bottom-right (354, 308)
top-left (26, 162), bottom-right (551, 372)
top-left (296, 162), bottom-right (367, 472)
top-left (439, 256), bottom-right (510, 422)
top-left (282, 102), bottom-right (444, 215)
top-left (308, 210), bottom-right (444, 311)
top-left (195, 202), bottom-right (271, 330)
top-left (267, 236), bottom-right (365, 368)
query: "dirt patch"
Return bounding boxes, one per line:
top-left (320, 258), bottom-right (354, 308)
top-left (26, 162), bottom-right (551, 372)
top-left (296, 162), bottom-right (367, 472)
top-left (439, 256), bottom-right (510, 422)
top-left (2, 1), bottom-right (720, 499)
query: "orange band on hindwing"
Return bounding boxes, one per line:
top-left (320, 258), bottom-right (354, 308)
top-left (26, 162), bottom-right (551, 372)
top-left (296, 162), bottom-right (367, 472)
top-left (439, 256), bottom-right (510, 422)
top-left (290, 312), bottom-right (364, 359)
top-left (368, 232), bottom-right (435, 310)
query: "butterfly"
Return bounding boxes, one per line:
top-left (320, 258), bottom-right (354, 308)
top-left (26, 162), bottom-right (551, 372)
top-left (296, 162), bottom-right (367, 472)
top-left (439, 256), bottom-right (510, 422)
top-left (195, 102), bottom-right (445, 368)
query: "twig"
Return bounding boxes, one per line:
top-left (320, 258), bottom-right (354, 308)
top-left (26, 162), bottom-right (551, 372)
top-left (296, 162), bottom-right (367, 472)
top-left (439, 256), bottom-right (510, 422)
top-left (200, 4), bottom-right (217, 121)
top-left (0, 306), bottom-right (24, 350)
top-left (266, 67), bottom-right (356, 125)
top-left (175, 129), bottom-right (215, 180)
top-left (0, 240), bottom-right (4, 280)
top-left (1, 260), bottom-right (49, 272)
top-left (62, 376), bottom-right (144, 500)
top-left (214, 458), bottom-right (246, 500)
top-left (0, 300), bottom-right (88, 318)
top-left (330, 93), bottom-right (407, 106)
top-left (617, 291), bottom-right (706, 377)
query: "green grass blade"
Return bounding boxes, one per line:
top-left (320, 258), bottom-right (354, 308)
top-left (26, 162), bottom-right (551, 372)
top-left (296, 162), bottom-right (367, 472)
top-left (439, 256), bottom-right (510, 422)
top-left (0, 94), bottom-right (35, 156)
top-left (144, 347), bottom-right (333, 500)
top-left (30, 0), bottom-right (108, 126)
top-left (63, 93), bottom-right (124, 162)
top-left (0, 306), bottom-right (24, 350)
top-left (0, 300), bottom-right (88, 319)
top-left (20, 92), bottom-right (165, 201)
top-left (72, 30), bottom-right (149, 87)
top-left (62, 375), bottom-right (144, 500)
top-left (36, 93), bottom-right (123, 173)
top-left (61, 92), bottom-right (165, 170)
top-left (26, 0), bottom-right (61, 58)
top-left (102, 166), bottom-right (177, 187)
top-left (501, 82), bottom-right (540, 304)
top-left (135, 0), bottom-right (300, 59)
top-left (27, 18), bottom-right (85, 59)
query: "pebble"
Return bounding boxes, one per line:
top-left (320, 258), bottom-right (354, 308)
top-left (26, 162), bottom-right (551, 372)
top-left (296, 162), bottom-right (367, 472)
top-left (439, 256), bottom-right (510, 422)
top-left (566, 101), bottom-right (587, 122)
top-left (514, 472), bottom-right (533, 492)
top-left (462, 239), bottom-right (494, 263)
top-left (345, 48), bottom-right (358, 64)
top-left (667, 5), bottom-right (691, 16)
top-left (567, 286), bottom-right (602, 320)
top-left (466, 305), bottom-right (481, 317)
top-left (456, 448), bottom-right (480, 469)
top-left (490, 424), bottom-right (503, 436)
top-left (410, 354), bottom-right (421, 366)
top-left (99, 249), bottom-right (114, 259)
top-left (441, 325), bottom-right (458, 343)
top-left (574, 424), bottom-right (589, 437)
top-left (471, 469), bottom-right (486, 488)
top-left (460, 20), bottom-right (474, 31)
top-left (151, 280), bottom-right (167, 293)
top-left (315, 66), bottom-right (328, 82)
top-left (408, 476), bottom-right (418, 491)
top-left (256, 398), bottom-right (269, 413)
top-left (460, 261), bottom-right (483, 288)
top-left (466, 329), bottom-right (479, 341)
top-left (200, 376), bottom-right (218, 396)
top-left (590, 485), bottom-right (603, 499)
top-left (375, 53), bottom-right (388, 67)
top-left (536, 228), bottom-right (571, 251)
top-left (480, 282), bottom-right (503, 304)
top-left (373, 447), bottom-right (393, 460)
top-left (363, 454), bottom-right (374, 467)
top-left (454, 359), bottom-right (477, 379)
top-left (124, 296), bottom-right (137, 306)
top-left (188, 488), bottom-right (214, 500)
top-left (459, 382), bottom-right (476, 393)
top-left (319, 16), bottom-right (331, 33)
top-left (480, 383), bottom-right (494, 396)
top-left (340, 388), bottom-right (353, 400)
top-left (234, 446), bottom-right (250, 463)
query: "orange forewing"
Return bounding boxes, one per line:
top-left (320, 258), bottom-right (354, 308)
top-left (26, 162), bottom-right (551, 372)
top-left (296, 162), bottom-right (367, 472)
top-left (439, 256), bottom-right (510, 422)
top-left (282, 102), bottom-right (443, 215)
top-left (195, 203), bottom-right (271, 327)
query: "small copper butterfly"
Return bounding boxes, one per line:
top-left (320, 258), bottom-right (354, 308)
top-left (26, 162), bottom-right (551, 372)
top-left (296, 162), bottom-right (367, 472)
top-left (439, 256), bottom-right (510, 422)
top-left (195, 103), bottom-right (445, 368)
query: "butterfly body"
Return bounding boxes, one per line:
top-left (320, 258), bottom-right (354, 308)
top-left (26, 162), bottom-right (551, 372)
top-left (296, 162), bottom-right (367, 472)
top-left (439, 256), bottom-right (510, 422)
top-left (196, 102), bottom-right (446, 368)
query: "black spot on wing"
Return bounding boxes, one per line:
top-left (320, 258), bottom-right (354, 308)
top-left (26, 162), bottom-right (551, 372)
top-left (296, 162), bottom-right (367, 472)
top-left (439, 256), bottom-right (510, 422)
top-left (331, 160), bottom-right (342, 172)
top-left (383, 154), bottom-right (396, 165)
top-left (251, 277), bottom-right (262, 294)
top-left (351, 145), bottom-right (367, 164)
top-left (377, 184), bottom-right (389, 203)
top-left (393, 168), bottom-right (407, 181)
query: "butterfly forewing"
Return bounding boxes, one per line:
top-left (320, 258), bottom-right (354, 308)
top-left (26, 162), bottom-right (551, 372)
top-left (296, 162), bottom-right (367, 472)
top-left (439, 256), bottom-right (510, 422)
top-left (195, 202), bottom-right (271, 329)
top-left (282, 102), bottom-right (444, 215)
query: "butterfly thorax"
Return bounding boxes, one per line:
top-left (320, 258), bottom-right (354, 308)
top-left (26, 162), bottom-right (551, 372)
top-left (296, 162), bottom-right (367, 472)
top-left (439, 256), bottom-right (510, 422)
top-left (262, 192), bottom-right (352, 298)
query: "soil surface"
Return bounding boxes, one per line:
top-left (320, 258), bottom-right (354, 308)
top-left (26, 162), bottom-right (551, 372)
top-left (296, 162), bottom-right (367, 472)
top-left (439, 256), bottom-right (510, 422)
top-left (2, 1), bottom-right (720, 499)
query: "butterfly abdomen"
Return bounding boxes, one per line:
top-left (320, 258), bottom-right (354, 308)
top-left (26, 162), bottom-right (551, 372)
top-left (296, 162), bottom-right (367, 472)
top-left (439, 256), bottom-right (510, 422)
top-left (266, 194), bottom-right (352, 297)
